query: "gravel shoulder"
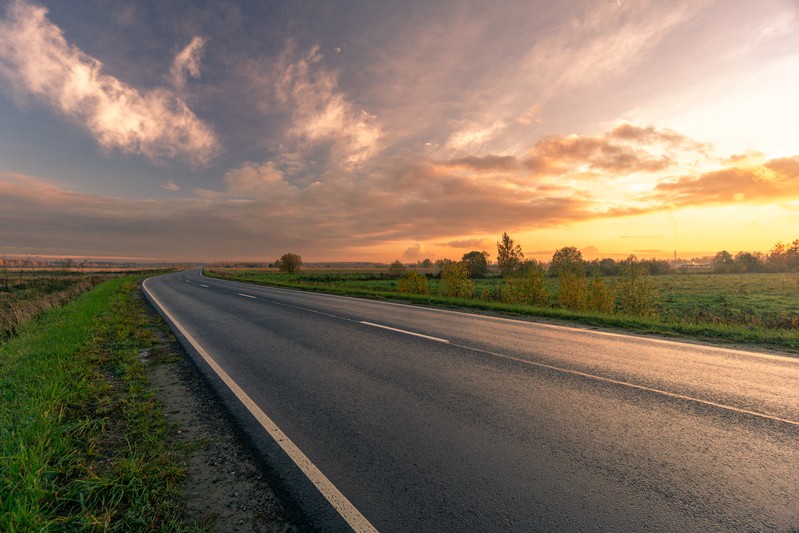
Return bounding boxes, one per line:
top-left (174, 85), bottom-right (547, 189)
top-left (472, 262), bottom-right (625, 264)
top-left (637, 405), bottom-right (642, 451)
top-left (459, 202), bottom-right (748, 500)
top-left (138, 290), bottom-right (307, 532)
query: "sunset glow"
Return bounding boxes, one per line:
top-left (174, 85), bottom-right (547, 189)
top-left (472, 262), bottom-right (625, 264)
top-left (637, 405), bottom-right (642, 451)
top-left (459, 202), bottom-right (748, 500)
top-left (1, 0), bottom-right (797, 262)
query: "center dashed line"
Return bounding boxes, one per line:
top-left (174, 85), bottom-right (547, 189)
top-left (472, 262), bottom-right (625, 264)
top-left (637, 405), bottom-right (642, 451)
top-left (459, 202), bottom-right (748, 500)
top-left (360, 321), bottom-right (450, 343)
top-left (219, 278), bottom-right (799, 428)
top-left (238, 293), bottom-right (257, 299)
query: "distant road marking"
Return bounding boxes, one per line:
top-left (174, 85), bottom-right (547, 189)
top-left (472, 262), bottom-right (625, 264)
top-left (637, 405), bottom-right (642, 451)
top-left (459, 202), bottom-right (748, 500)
top-left (238, 293), bottom-right (256, 299)
top-left (200, 284), bottom-right (209, 288)
top-left (142, 278), bottom-right (378, 533)
top-left (185, 280), bottom-right (190, 283)
top-left (360, 321), bottom-right (449, 344)
top-left (452, 342), bottom-right (799, 428)
top-left (194, 271), bottom-right (799, 426)
top-left (198, 270), bottom-right (799, 364)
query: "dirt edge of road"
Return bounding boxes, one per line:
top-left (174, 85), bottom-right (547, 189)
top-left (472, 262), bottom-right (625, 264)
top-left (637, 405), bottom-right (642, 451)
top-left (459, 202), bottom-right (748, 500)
top-left (138, 287), bottom-right (308, 532)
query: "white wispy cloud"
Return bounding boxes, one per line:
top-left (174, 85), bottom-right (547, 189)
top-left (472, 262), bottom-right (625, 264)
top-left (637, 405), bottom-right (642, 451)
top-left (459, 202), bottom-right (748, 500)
top-left (257, 43), bottom-right (382, 165)
top-left (0, 1), bottom-right (218, 163)
top-left (171, 36), bottom-right (206, 89)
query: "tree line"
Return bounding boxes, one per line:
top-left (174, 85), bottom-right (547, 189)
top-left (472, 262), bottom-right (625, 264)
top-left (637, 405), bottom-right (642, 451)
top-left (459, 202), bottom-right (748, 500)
top-left (274, 235), bottom-right (799, 278)
top-left (387, 233), bottom-right (661, 316)
top-left (712, 240), bottom-right (799, 273)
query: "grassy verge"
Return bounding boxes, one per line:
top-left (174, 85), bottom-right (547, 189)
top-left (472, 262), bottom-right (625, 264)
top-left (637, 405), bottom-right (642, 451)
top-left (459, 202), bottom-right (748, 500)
top-left (0, 276), bottom-right (193, 531)
top-left (205, 268), bottom-right (799, 353)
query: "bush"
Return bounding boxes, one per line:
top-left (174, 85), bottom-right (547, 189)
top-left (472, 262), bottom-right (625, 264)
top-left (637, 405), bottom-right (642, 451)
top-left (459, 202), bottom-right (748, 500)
top-left (396, 271), bottom-right (430, 294)
top-left (586, 276), bottom-right (615, 313)
top-left (502, 264), bottom-right (549, 306)
top-left (558, 271), bottom-right (586, 310)
top-left (439, 262), bottom-right (474, 298)
top-left (616, 257), bottom-right (659, 316)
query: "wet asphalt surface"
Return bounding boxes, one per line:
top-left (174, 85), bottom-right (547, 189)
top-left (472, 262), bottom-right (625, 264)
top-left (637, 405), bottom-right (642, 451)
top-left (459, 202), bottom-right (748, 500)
top-left (144, 270), bottom-right (799, 532)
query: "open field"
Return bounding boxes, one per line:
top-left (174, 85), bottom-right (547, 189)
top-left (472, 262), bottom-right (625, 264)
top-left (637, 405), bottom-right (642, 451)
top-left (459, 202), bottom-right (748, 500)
top-left (206, 268), bottom-right (799, 352)
top-left (0, 274), bottom-right (109, 340)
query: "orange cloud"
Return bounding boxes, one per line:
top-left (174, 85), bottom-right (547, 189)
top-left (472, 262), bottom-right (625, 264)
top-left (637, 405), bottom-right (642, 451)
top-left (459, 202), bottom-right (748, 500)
top-left (654, 156), bottom-right (799, 206)
top-left (444, 155), bottom-right (519, 171)
top-left (439, 238), bottom-right (494, 249)
top-left (524, 124), bottom-right (701, 176)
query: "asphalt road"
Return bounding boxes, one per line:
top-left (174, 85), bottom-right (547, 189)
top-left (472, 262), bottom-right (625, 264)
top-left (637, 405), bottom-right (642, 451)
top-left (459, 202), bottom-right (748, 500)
top-left (143, 269), bottom-right (799, 532)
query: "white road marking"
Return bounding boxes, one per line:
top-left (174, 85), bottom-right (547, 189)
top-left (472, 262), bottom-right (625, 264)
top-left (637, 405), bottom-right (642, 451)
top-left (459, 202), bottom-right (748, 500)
top-left (360, 321), bottom-right (449, 344)
top-left (142, 278), bottom-right (378, 533)
top-left (452, 342), bottom-right (799, 428)
top-left (198, 270), bottom-right (799, 364)
top-left (238, 293), bottom-right (256, 299)
top-left (194, 271), bottom-right (799, 426)
top-left (185, 280), bottom-right (190, 283)
top-left (200, 284), bottom-right (209, 288)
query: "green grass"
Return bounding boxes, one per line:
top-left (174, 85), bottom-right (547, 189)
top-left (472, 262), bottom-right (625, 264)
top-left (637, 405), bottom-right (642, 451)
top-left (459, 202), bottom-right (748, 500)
top-left (206, 268), bottom-right (799, 353)
top-left (0, 276), bottom-right (194, 531)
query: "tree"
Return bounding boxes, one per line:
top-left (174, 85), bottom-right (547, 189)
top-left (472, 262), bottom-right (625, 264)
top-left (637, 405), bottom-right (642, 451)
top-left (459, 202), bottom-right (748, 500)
top-left (641, 259), bottom-right (671, 275)
top-left (276, 253), bottom-right (302, 274)
top-left (439, 262), bottom-right (474, 298)
top-left (420, 258), bottom-right (433, 268)
top-left (387, 260), bottom-right (407, 278)
top-left (712, 250), bottom-right (734, 273)
top-left (548, 246), bottom-right (584, 277)
top-left (496, 233), bottom-right (524, 277)
top-left (461, 251), bottom-right (489, 278)
top-left (734, 251), bottom-right (764, 273)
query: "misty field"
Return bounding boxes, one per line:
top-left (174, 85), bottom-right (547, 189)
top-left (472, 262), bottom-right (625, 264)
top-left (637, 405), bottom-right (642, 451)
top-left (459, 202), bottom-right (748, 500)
top-left (207, 268), bottom-right (799, 351)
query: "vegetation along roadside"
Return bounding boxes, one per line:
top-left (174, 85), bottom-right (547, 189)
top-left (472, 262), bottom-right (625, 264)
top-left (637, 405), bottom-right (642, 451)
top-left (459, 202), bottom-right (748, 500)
top-left (0, 274), bottom-right (301, 531)
top-left (204, 265), bottom-right (799, 354)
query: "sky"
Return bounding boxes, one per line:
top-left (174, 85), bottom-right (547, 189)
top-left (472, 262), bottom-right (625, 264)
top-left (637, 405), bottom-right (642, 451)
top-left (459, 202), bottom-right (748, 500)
top-left (1, 0), bottom-right (798, 263)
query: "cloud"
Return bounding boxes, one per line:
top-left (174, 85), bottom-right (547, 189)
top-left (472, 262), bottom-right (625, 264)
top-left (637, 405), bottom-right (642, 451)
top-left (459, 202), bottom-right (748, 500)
top-left (446, 122), bottom-right (504, 152)
top-left (0, 1), bottom-right (218, 163)
top-left (439, 238), bottom-right (493, 249)
top-left (401, 243), bottom-right (427, 261)
top-left (517, 2), bottom-right (700, 103)
top-left (653, 156), bottom-right (799, 206)
top-left (524, 123), bottom-right (702, 176)
top-left (254, 43), bottom-right (382, 165)
top-left (445, 155), bottom-right (519, 172)
top-left (223, 161), bottom-right (293, 194)
top-left (356, 1), bottom-right (700, 159)
top-left (516, 104), bottom-right (541, 126)
top-left (161, 181), bottom-right (181, 191)
top-left (171, 36), bottom-right (206, 89)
